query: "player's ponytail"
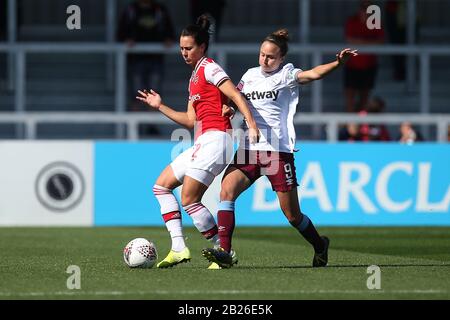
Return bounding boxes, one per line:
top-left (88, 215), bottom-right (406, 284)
top-left (181, 14), bottom-right (212, 53)
top-left (263, 28), bottom-right (289, 57)
top-left (196, 14), bottom-right (211, 33)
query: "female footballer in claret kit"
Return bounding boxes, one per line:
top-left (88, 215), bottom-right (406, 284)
top-left (202, 28), bottom-right (357, 268)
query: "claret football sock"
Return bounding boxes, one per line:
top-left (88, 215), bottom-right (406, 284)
top-left (292, 214), bottom-right (325, 253)
top-left (217, 200), bottom-right (235, 253)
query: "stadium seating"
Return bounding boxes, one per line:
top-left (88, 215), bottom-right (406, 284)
top-left (0, 0), bottom-right (449, 139)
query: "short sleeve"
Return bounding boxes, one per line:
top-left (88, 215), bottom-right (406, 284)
top-left (236, 70), bottom-right (249, 92)
top-left (204, 62), bottom-right (230, 87)
top-left (282, 63), bottom-right (302, 88)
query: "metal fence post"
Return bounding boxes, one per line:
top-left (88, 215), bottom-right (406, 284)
top-left (299, 0), bottom-right (310, 67)
top-left (15, 50), bottom-right (25, 139)
top-left (7, 0), bottom-right (17, 92)
top-left (311, 52), bottom-right (323, 139)
top-left (106, 0), bottom-right (116, 92)
top-left (327, 119), bottom-right (338, 142)
top-left (215, 49), bottom-right (227, 71)
top-left (420, 52), bottom-right (430, 139)
top-left (115, 48), bottom-right (127, 139)
top-left (406, 0), bottom-right (417, 92)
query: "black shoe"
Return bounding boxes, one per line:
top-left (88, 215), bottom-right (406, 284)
top-left (202, 247), bottom-right (233, 268)
top-left (313, 236), bottom-right (330, 267)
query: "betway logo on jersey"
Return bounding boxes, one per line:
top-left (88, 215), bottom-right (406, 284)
top-left (244, 90), bottom-right (279, 101)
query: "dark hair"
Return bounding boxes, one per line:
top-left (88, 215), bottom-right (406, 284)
top-left (263, 28), bottom-right (289, 57)
top-left (181, 14), bottom-right (212, 52)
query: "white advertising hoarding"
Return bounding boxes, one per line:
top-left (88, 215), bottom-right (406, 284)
top-left (0, 141), bottom-right (93, 226)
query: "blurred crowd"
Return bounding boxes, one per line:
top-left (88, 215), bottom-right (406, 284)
top-left (339, 0), bottom-right (427, 144)
top-left (2, 0), bottom-right (446, 142)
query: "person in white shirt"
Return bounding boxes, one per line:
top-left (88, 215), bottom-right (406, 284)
top-left (202, 28), bottom-right (357, 268)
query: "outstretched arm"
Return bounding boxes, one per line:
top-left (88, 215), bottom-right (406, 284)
top-left (136, 89), bottom-right (196, 129)
top-left (297, 48), bottom-right (358, 85)
top-left (218, 80), bottom-right (260, 143)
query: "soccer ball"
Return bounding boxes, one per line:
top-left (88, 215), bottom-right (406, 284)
top-left (123, 238), bottom-right (158, 268)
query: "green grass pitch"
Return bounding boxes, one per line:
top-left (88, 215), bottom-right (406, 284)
top-left (1, 226), bottom-right (449, 299)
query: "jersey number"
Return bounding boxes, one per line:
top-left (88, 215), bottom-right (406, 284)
top-left (284, 163), bottom-right (294, 186)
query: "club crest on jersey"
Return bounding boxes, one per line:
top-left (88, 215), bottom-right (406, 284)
top-left (236, 80), bottom-right (244, 91)
top-left (287, 70), bottom-right (296, 81)
top-left (190, 74), bottom-right (199, 84)
top-left (244, 90), bottom-right (279, 101)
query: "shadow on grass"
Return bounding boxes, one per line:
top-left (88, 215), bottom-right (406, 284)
top-left (234, 263), bottom-right (450, 269)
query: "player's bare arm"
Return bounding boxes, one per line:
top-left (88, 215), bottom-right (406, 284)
top-left (297, 48), bottom-right (358, 84)
top-left (221, 104), bottom-right (235, 119)
top-left (218, 79), bottom-right (260, 143)
top-left (136, 89), bottom-right (195, 129)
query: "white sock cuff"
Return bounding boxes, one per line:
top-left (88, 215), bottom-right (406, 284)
top-left (183, 202), bottom-right (204, 215)
top-left (153, 184), bottom-right (180, 215)
top-left (152, 184), bottom-right (171, 193)
top-left (218, 200), bottom-right (235, 211)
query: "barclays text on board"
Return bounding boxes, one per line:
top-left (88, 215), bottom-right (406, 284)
top-left (94, 142), bottom-right (450, 227)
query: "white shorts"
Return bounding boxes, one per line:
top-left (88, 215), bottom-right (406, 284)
top-left (170, 130), bottom-right (233, 186)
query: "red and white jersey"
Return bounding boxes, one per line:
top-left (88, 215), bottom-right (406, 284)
top-left (238, 63), bottom-right (302, 153)
top-left (189, 56), bottom-right (232, 138)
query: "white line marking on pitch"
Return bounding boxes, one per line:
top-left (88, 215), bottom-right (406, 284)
top-left (0, 289), bottom-right (447, 297)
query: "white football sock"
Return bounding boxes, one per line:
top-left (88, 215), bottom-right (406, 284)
top-left (153, 184), bottom-right (186, 252)
top-left (183, 202), bottom-right (218, 241)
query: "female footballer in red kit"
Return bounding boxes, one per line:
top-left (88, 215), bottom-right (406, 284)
top-left (137, 15), bottom-right (259, 268)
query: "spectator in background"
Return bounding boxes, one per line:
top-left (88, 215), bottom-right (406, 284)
top-left (344, 0), bottom-right (384, 113)
top-left (117, 0), bottom-right (175, 113)
top-left (339, 96), bottom-right (390, 142)
top-left (358, 97), bottom-right (391, 141)
top-left (398, 121), bottom-right (423, 144)
top-left (190, 0), bottom-right (227, 41)
top-left (339, 122), bottom-right (361, 142)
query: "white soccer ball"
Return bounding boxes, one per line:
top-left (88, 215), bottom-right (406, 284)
top-left (123, 238), bottom-right (158, 268)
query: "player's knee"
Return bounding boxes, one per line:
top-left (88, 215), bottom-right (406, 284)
top-left (152, 184), bottom-right (172, 196)
top-left (287, 217), bottom-right (300, 227)
top-left (220, 187), bottom-right (236, 201)
top-left (180, 197), bottom-right (192, 208)
top-left (181, 193), bottom-right (200, 207)
top-left (285, 211), bottom-right (302, 227)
